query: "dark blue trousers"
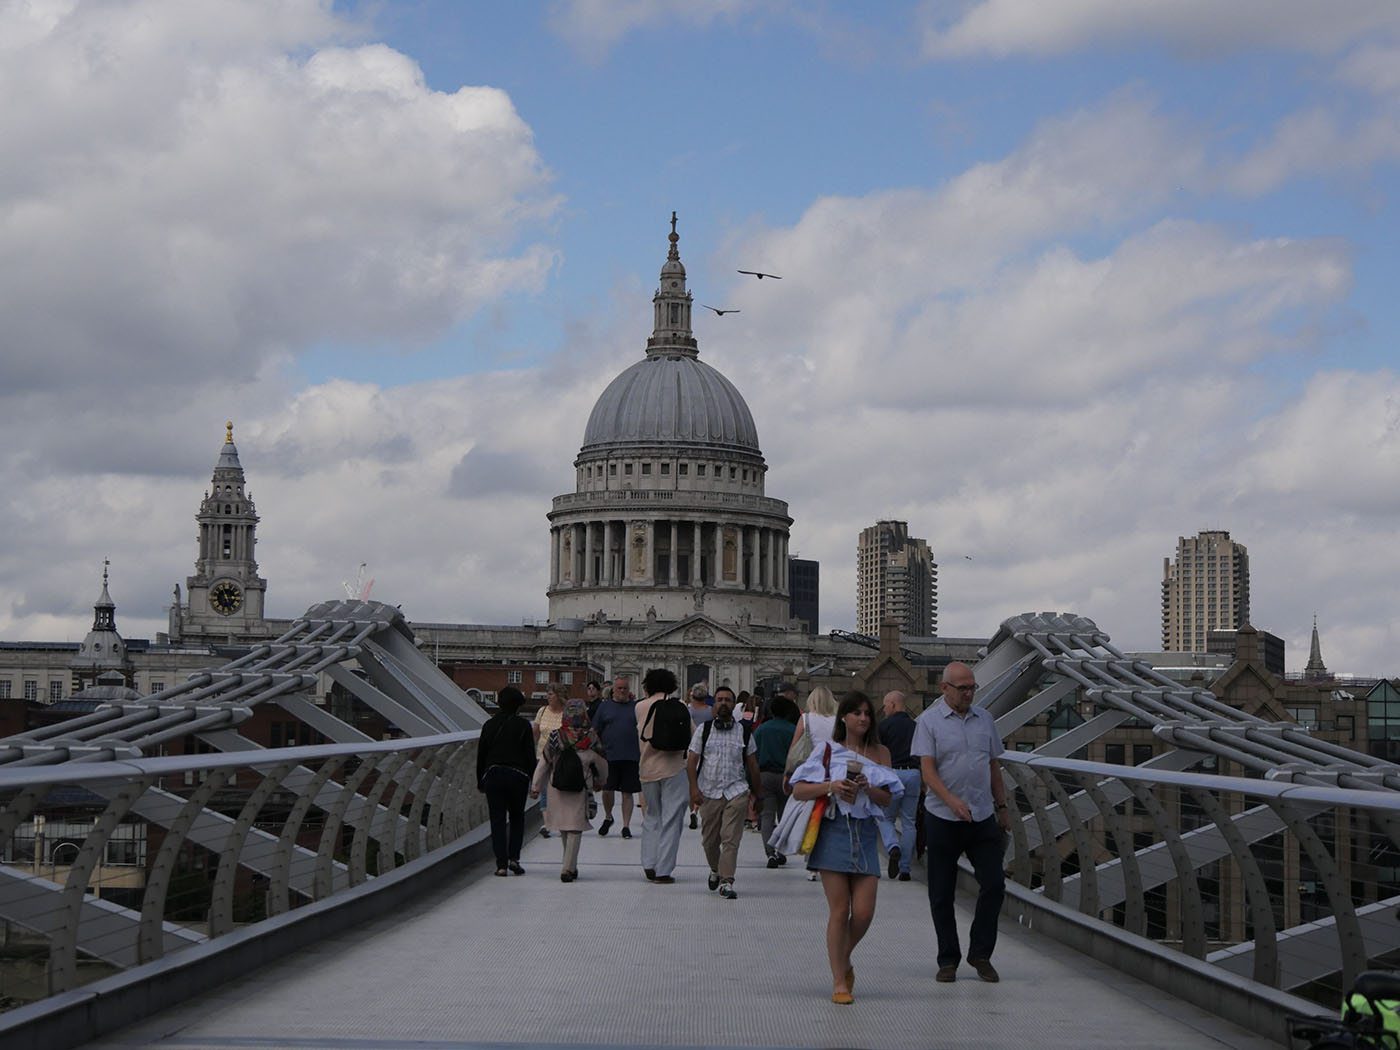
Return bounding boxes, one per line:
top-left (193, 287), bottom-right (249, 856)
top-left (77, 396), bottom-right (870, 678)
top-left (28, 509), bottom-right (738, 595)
top-left (924, 813), bottom-right (1005, 967)
top-left (483, 766), bottom-right (529, 869)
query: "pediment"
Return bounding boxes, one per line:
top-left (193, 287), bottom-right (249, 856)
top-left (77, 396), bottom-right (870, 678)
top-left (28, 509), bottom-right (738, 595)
top-left (640, 614), bottom-right (755, 649)
top-left (1213, 659), bottom-right (1285, 701)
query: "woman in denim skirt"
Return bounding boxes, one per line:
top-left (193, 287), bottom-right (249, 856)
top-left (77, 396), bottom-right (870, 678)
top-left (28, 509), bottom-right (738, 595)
top-left (790, 691), bottom-right (903, 1005)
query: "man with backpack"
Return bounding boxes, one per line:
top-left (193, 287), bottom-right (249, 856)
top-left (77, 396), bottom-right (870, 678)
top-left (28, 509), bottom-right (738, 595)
top-left (687, 685), bottom-right (760, 899)
top-left (635, 667), bottom-right (690, 884)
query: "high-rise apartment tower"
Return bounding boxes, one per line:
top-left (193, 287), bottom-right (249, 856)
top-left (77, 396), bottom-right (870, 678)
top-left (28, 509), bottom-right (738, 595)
top-left (1161, 530), bottom-right (1250, 651)
top-left (856, 521), bottom-right (937, 636)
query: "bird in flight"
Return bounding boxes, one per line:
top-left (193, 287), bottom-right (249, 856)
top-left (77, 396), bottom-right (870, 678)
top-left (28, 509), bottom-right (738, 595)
top-left (702, 305), bottom-right (740, 316)
top-left (737, 269), bottom-right (782, 280)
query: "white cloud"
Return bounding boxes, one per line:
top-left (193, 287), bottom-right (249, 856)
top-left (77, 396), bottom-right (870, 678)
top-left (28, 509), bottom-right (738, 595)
top-left (920, 0), bottom-right (1400, 59)
top-left (0, 0), bottom-right (557, 401)
top-left (1223, 106), bottom-right (1400, 195)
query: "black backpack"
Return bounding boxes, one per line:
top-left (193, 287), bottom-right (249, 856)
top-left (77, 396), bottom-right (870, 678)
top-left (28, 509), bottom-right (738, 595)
top-left (641, 696), bottom-right (692, 752)
top-left (551, 746), bottom-right (587, 792)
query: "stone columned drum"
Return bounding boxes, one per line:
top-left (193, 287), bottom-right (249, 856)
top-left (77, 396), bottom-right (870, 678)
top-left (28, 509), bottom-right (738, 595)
top-left (547, 218), bottom-right (793, 626)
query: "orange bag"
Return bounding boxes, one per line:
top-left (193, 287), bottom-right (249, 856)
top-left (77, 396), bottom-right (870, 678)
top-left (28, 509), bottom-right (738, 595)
top-left (797, 744), bottom-right (833, 855)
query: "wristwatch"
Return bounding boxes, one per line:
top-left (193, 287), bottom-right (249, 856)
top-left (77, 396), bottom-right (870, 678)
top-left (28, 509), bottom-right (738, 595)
top-left (827, 781), bottom-right (834, 797)
top-left (995, 803), bottom-right (1007, 810)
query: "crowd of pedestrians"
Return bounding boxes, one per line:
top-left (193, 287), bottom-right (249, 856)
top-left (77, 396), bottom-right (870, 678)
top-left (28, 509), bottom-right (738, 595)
top-left (475, 663), bottom-right (1009, 1002)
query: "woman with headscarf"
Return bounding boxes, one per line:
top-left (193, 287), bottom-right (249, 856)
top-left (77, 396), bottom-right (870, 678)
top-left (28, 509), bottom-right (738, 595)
top-left (531, 699), bottom-right (609, 882)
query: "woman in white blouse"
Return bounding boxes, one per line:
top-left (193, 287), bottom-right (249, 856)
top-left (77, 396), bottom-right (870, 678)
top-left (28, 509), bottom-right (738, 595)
top-left (790, 691), bottom-right (902, 1005)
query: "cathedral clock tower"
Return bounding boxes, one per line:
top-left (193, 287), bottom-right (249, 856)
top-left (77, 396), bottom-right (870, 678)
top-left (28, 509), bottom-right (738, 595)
top-left (171, 422), bottom-right (269, 642)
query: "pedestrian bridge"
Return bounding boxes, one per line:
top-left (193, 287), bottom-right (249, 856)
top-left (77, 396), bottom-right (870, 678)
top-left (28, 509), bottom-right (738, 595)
top-left (1, 603), bottom-right (1394, 1049)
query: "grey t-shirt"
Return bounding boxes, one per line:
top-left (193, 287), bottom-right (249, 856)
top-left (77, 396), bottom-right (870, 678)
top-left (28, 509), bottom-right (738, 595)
top-left (910, 699), bottom-right (1003, 822)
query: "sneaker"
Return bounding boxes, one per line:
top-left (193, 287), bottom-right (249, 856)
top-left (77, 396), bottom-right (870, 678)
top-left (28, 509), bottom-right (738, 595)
top-left (719, 883), bottom-right (738, 900)
top-left (766, 855), bottom-right (781, 869)
top-left (708, 871), bottom-right (721, 892)
top-left (888, 845), bottom-right (902, 880)
top-left (598, 817), bottom-right (613, 836)
top-left (644, 868), bottom-right (656, 881)
top-left (539, 828), bottom-right (551, 838)
top-left (620, 826), bottom-right (632, 839)
top-left (898, 871), bottom-right (911, 882)
top-left (689, 812), bottom-right (698, 829)
top-left (807, 871), bottom-right (819, 882)
top-left (776, 852), bottom-right (787, 866)
top-left (652, 875), bottom-right (676, 884)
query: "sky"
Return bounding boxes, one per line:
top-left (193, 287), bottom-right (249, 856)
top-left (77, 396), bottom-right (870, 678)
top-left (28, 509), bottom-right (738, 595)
top-left (3, 0), bottom-right (1399, 675)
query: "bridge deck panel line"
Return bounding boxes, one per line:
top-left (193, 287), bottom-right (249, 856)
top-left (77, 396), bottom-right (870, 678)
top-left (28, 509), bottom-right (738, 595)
top-left (80, 828), bottom-right (1279, 1050)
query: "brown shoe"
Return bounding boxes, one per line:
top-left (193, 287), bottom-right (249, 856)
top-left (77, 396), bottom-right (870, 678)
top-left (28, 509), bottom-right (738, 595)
top-left (935, 965), bottom-right (957, 983)
top-left (968, 958), bottom-right (999, 983)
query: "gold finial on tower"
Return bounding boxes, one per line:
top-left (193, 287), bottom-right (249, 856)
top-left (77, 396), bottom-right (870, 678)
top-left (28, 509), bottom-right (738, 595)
top-left (668, 211), bottom-right (679, 258)
top-left (225, 421), bottom-right (234, 444)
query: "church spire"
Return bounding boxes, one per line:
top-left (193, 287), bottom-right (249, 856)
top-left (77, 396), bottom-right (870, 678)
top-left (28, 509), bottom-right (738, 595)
top-left (1305, 613), bottom-right (1329, 678)
top-left (92, 558), bottom-right (116, 632)
top-left (647, 211), bottom-right (698, 359)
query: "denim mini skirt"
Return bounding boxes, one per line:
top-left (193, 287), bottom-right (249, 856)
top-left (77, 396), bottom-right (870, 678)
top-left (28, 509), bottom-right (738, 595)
top-left (806, 812), bottom-right (881, 876)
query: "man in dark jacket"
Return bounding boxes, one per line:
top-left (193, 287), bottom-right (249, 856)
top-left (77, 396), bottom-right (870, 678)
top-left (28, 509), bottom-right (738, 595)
top-left (752, 694), bottom-right (799, 867)
top-left (476, 686), bottom-right (536, 876)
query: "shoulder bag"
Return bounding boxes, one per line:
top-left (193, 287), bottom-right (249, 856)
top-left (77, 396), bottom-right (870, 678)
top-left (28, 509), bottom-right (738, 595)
top-left (783, 713), bottom-right (815, 776)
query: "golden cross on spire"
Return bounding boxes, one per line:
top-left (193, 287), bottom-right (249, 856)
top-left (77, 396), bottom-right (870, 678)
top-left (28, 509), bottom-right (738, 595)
top-left (225, 421), bottom-right (234, 444)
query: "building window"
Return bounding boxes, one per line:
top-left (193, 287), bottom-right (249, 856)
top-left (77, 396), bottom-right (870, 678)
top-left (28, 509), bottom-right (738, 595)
top-left (1132, 744), bottom-right (1153, 766)
top-left (696, 465), bottom-right (706, 477)
top-left (742, 469), bottom-right (748, 481)
top-left (660, 463), bottom-right (670, 475)
top-left (1105, 743), bottom-right (1125, 765)
top-left (641, 462), bottom-right (651, 475)
top-left (560, 671), bottom-right (574, 685)
top-left (536, 670), bottom-right (550, 684)
top-left (609, 463), bottom-right (617, 476)
top-left (49, 681), bottom-right (63, 702)
top-left (151, 681), bottom-right (165, 694)
top-left (624, 463), bottom-right (633, 476)
top-left (24, 680), bottom-right (38, 702)
top-left (507, 670), bottom-right (522, 684)
top-left (679, 463), bottom-right (689, 476)
top-left (1337, 715), bottom-right (1354, 732)
top-left (0, 681), bottom-right (9, 699)
top-left (1287, 707), bottom-right (1319, 729)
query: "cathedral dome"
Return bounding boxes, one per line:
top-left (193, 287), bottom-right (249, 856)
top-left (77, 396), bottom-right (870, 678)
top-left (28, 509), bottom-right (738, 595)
top-left (581, 355), bottom-right (760, 455)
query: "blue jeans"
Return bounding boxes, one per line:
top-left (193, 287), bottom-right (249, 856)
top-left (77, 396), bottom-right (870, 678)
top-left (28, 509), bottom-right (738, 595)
top-left (924, 813), bottom-right (1005, 967)
top-left (876, 768), bottom-right (922, 872)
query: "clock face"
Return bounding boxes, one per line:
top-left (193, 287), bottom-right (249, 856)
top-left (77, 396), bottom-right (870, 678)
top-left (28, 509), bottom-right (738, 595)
top-left (210, 581), bottom-right (243, 615)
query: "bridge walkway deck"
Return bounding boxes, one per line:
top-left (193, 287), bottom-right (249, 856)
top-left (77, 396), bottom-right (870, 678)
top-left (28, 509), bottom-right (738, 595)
top-left (81, 820), bottom-right (1281, 1050)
